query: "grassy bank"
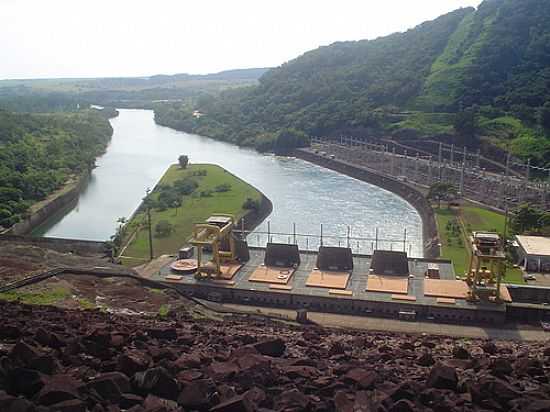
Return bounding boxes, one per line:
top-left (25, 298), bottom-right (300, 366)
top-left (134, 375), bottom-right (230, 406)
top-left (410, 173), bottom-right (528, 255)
top-left (121, 163), bottom-right (262, 264)
top-left (435, 203), bottom-right (524, 284)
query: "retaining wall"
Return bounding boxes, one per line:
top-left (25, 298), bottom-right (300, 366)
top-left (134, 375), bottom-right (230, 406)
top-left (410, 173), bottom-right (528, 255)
top-left (294, 149), bottom-right (439, 258)
top-left (0, 234), bottom-right (109, 257)
top-left (7, 171), bottom-right (90, 236)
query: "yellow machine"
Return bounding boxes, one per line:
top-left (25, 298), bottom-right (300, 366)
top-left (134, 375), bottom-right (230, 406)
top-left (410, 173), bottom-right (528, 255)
top-left (190, 214), bottom-right (237, 278)
top-left (465, 232), bottom-right (506, 302)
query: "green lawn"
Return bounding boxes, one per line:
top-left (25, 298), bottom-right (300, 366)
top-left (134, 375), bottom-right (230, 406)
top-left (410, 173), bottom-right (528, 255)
top-left (435, 204), bottom-right (524, 284)
top-left (0, 287), bottom-right (71, 306)
top-left (435, 208), bottom-right (469, 276)
top-left (121, 163), bottom-right (262, 264)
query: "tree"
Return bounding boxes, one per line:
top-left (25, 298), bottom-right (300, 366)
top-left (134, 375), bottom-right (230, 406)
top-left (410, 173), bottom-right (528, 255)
top-left (155, 220), bottom-right (174, 237)
top-left (427, 183), bottom-right (458, 209)
top-left (540, 103), bottom-right (550, 130)
top-left (453, 110), bottom-right (477, 139)
top-left (178, 155), bottom-right (189, 169)
top-left (511, 204), bottom-right (543, 234)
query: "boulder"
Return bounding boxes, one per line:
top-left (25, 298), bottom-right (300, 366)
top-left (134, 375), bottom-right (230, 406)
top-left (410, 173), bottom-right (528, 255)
top-left (35, 375), bottom-right (81, 406)
top-left (132, 367), bottom-right (179, 401)
top-left (452, 346), bottom-right (470, 360)
top-left (86, 373), bottom-right (127, 403)
top-left (253, 338), bottom-right (286, 357)
top-left (426, 363), bottom-right (458, 391)
top-left (210, 395), bottom-right (254, 412)
top-left (417, 352), bottom-right (435, 367)
top-left (342, 368), bottom-right (377, 389)
top-left (117, 352), bottom-right (149, 376)
top-left (143, 394), bottom-right (179, 411)
top-left (177, 379), bottom-right (216, 410)
top-left (145, 328), bottom-right (177, 341)
top-left (48, 399), bottom-right (87, 412)
top-left (120, 393), bottom-right (144, 410)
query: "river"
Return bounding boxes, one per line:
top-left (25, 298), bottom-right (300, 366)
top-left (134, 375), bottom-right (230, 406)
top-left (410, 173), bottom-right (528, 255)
top-left (37, 109), bottom-right (423, 257)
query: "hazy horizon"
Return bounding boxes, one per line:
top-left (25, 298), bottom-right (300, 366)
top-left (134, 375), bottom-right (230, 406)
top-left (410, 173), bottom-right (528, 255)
top-left (1, 0), bottom-right (482, 80)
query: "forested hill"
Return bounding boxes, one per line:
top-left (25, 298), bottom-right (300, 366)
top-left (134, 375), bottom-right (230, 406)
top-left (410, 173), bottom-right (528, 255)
top-left (155, 0), bottom-right (550, 161)
top-left (0, 110), bottom-right (113, 229)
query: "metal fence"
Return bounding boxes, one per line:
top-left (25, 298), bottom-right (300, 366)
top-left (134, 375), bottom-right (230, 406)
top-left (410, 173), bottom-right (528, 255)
top-left (236, 222), bottom-right (417, 257)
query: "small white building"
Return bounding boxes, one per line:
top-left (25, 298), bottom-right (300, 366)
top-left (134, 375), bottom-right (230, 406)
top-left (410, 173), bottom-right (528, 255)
top-left (515, 235), bottom-right (550, 272)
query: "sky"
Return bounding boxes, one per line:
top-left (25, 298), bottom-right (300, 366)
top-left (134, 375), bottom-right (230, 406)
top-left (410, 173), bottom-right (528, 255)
top-left (1, 0), bottom-right (483, 80)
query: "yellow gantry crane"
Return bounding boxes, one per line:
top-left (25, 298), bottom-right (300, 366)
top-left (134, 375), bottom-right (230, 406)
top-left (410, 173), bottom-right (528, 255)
top-left (190, 214), bottom-right (237, 278)
top-left (466, 232), bottom-right (506, 303)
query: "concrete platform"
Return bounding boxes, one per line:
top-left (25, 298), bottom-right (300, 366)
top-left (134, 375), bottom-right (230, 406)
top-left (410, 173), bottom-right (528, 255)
top-left (306, 270), bottom-right (350, 289)
top-left (424, 279), bottom-right (469, 299)
top-left (367, 275), bottom-right (408, 294)
top-left (249, 266), bottom-right (295, 285)
top-left (155, 248), bottom-right (510, 324)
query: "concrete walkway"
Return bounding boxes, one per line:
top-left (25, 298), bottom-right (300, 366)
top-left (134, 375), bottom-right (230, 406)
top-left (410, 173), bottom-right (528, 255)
top-left (221, 303), bottom-right (550, 342)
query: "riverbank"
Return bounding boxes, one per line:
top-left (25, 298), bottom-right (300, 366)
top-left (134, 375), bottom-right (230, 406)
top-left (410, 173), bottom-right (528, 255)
top-left (294, 148), bottom-right (438, 258)
top-left (5, 171), bottom-right (90, 236)
top-left (120, 163), bottom-right (271, 264)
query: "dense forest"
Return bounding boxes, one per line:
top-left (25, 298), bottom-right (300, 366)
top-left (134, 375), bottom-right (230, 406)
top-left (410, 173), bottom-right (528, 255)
top-left (0, 68), bottom-right (268, 110)
top-left (154, 0), bottom-right (550, 162)
top-left (0, 110), bottom-right (113, 229)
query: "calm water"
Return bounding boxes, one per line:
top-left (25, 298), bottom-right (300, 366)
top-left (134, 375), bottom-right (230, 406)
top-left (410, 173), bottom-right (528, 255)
top-left (38, 109), bottom-right (423, 256)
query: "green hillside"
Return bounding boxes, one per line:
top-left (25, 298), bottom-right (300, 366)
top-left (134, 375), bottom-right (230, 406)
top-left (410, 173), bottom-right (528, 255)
top-left (0, 110), bottom-right (113, 229)
top-left (154, 0), bottom-right (550, 162)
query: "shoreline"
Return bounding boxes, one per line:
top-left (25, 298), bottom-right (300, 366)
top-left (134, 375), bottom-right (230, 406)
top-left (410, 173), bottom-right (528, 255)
top-left (293, 148), bottom-right (439, 258)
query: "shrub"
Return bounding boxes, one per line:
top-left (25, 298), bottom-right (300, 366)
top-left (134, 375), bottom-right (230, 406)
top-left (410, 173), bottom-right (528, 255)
top-left (214, 183), bottom-right (231, 193)
top-left (155, 220), bottom-right (174, 237)
top-left (243, 198), bottom-right (260, 211)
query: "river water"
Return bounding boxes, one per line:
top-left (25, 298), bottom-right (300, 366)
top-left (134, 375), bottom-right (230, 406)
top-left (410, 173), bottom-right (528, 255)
top-left (37, 109), bottom-right (423, 256)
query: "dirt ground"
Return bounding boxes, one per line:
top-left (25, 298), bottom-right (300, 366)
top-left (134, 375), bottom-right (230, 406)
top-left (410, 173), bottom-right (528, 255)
top-left (0, 240), bottom-right (187, 314)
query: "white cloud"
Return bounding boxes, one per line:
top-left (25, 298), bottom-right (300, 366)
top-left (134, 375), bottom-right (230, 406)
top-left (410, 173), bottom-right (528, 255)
top-left (0, 0), bottom-right (483, 79)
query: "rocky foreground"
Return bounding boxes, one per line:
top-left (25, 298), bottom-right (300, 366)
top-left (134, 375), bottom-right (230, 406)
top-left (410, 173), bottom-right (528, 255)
top-left (0, 301), bottom-right (549, 412)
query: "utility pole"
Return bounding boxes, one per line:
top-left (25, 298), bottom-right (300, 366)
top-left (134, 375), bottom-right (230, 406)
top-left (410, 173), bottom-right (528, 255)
top-left (438, 142), bottom-right (443, 182)
top-left (145, 188), bottom-right (154, 261)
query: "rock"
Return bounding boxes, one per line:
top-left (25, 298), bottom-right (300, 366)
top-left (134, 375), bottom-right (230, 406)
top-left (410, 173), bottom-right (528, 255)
top-left (389, 399), bottom-right (416, 412)
top-left (242, 387), bottom-right (266, 407)
top-left (6, 398), bottom-right (36, 412)
top-left (120, 393), bottom-right (144, 409)
top-left (10, 341), bottom-right (40, 363)
top-left (85, 329), bottom-right (111, 348)
top-left (209, 395), bottom-right (254, 412)
top-left (274, 388), bottom-right (309, 410)
top-left (207, 361), bottom-right (239, 379)
top-left (174, 353), bottom-right (202, 369)
top-left (35, 375), bottom-right (81, 406)
top-left (132, 367), bottom-right (179, 400)
top-left (482, 341), bottom-right (498, 355)
top-left (491, 358), bottom-right (513, 376)
top-left (7, 368), bottom-right (46, 397)
top-left (29, 354), bottom-right (59, 375)
top-left (0, 325), bottom-right (21, 339)
top-left (118, 352), bottom-right (149, 376)
top-left (0, 391), bottom-right (16, 410)
top-left (328, 341), bottom-right (346, 356)
top-left (426, 363), bottom-right (458, 390)
top-left (253, 338), bottom-right (286, 357)
top-left (334, 391), bottom-right (353, 412)
top-left (86, 373), bottom-right (124, 402)
top-left (342, 368), bottom-right (377, 389)
top-left (177, 379), bottom-right (216, 410)
top-left (146, 328), bottom-right (177, 340)
top-left (282, 365), bottom-right (319, 379)
top-left (417, 352), bottom-right (435, 367)
top-left (143, 394), bottom-right (179, 411)
top-left (48, 399), bottom-right (87, 412)
top-left (452, 346), bottom-right (470, 360)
